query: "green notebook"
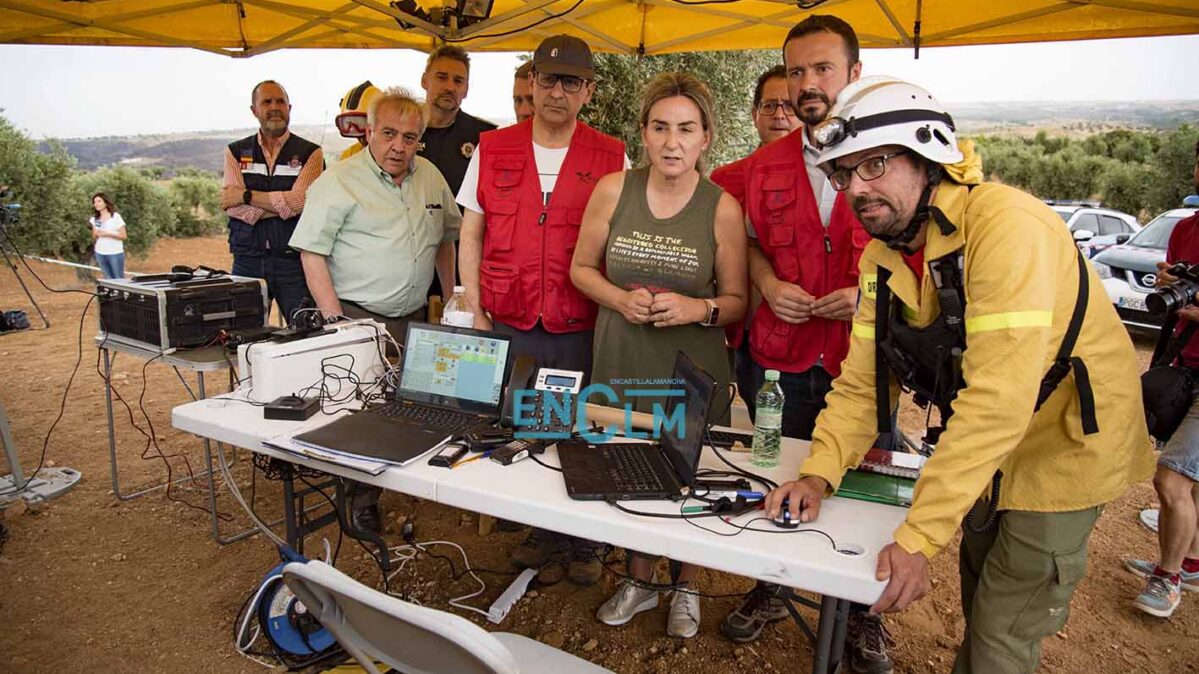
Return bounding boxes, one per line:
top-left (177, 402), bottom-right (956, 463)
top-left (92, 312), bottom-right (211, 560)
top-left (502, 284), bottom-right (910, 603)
top-left (837, 469), bottom-right (915, 507)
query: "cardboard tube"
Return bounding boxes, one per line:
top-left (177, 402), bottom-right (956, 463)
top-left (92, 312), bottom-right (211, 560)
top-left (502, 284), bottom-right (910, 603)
top-left (582, 403), bottom-right (656, 432)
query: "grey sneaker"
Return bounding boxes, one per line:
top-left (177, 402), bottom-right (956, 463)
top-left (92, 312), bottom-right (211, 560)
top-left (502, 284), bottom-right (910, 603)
top-left (720, 583), bottom-right (791, 643)
top-left (1133, 574), bottom-right (1182, 618)
top-left (846, 612), bottom-right (894, 674)
top-left (597, 580), bottom-right (659, 626)
top-left (667, 588), bottom-right (701, 638)
top-left (1125, 558), bottom-right (1199, 592)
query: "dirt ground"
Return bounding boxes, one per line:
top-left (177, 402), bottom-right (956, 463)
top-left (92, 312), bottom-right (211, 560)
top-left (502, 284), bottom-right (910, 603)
top-left (0, 235), bottom-right (1196, 674)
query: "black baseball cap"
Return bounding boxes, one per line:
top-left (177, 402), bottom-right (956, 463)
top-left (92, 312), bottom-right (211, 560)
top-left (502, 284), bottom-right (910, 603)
top-left (532, 34), bottom-right (594, 80)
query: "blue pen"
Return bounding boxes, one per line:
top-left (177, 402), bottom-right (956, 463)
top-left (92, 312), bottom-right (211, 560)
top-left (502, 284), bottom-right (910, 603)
top-left (703, 490), bottom-right (764, 500)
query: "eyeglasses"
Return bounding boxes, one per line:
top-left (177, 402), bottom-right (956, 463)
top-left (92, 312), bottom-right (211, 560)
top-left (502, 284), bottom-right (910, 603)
top-left (827, 150), bottom-right (910, 192)
top-left (756, 99), bottom-right (796, 116)
top-left (533, 70), bottom-right (589, 94)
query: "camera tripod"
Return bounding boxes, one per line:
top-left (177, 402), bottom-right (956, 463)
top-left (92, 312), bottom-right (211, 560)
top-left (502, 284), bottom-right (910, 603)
top-left (0, 216), bottom-right (51, 330)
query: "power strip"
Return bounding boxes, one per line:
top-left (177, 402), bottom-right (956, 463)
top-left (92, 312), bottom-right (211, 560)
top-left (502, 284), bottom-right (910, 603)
top-left (486, 568), bottom-right (537, 624)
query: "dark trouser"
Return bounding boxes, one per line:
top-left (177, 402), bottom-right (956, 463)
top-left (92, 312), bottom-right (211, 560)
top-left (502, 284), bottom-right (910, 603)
top-left (95, 252), bottom-right (125, 279)
top-left (494, 320), bottom-right (595, 549)
top-left (734, 337), bottom-right (757, 421)
top-left (232, 254), bottom-right (310, 327)
top-left (341, 302), bottom-right (426, 357)
top-left (749, 362), bottom-right (834, 441)
top-left (492, 320), bottom-right (595, 384)
top-left (953, 502), bottom-right (1100, 674)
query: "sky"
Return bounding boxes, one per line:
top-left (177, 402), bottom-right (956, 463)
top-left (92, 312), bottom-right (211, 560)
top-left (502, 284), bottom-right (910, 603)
top-left (0, 34), bottom-right (1196, 140)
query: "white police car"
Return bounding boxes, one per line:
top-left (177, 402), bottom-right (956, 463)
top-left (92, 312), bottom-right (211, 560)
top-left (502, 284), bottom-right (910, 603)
top-left (1048, 203), bottom-right (1140, 258)
top-left (1091, 198), bottom-right (1199, 330)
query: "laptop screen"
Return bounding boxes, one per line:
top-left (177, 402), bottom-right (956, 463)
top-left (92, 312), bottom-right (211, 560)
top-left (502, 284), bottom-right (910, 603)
top-left (658, 351), bottom-right (716, 487)
top-left (398, 323), bottom-right (512, 415)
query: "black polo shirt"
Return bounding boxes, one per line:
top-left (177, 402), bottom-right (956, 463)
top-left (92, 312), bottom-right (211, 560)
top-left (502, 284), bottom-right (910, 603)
top-left (418, 111), bottom-right (497, 197)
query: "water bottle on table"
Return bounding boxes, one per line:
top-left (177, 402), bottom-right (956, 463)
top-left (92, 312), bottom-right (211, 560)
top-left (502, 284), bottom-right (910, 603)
top-left (752, 369), bottom-right (784, 468)
top-left (441, 285), bottom-right (474, 328)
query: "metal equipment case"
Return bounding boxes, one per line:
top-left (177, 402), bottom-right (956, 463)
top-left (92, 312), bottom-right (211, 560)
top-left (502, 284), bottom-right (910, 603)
top-left (96, 272), bottom-right (268, 351)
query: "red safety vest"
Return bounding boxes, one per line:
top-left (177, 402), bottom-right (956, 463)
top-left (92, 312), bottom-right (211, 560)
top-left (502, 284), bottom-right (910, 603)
top-left (476, 119), bottom-right (625, 333)
top-left (743, 130), bottom-right (869, 376)
top-left (710, 155), bottom-right (751, 350)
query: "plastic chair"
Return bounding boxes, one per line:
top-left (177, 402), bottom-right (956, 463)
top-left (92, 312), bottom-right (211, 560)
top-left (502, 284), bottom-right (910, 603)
top-left (282, 559), bottom-right (613, 674)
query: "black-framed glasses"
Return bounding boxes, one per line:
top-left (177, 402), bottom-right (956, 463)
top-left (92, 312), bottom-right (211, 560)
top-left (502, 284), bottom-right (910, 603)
top-left (827, 150), bottom-right (910, 191)
top-left (756, 99), bottom-right (796, 116)
top-left (533, 70), bottom-right (589, 94)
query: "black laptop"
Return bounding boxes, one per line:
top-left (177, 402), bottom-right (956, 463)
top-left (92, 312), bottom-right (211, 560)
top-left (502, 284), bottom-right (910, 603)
top-left (557, 352), bottom-right (716, 501)
top-left (293, 322), bottom-right (513, 465)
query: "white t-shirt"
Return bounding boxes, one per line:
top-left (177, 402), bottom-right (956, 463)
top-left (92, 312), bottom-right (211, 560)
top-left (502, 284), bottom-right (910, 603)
top-left (457, 141), bottom-right (630, 215)
top-left (91, 213), bottom-right (126, 255)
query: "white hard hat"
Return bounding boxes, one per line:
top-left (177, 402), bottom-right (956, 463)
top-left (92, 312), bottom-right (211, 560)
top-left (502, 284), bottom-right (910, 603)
top-left (813, 76), bottom-right (963, 169)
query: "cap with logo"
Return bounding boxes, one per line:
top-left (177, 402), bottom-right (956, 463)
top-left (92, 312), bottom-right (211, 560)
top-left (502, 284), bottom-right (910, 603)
top-left (532, 34), bottom-right (594, 80)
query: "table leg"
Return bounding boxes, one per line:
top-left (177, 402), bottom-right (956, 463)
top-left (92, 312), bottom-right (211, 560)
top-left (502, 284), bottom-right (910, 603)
top-left (811, 595), bottom-right (849, 674)
top-left (105, 349), bottom-right (210, 500)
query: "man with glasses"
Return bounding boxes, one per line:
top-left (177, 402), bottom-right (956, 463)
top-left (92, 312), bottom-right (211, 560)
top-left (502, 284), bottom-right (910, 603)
top-left (721, 17), bottom-right (898, 673)
top-left (458, 34), bottom-right (627, 587)
top-left (290, 88), bottom-right (461, 533)
top-left (766, 75), bottom-right (1152, 674)
top-left (711, 65), bottom-right (800, 421)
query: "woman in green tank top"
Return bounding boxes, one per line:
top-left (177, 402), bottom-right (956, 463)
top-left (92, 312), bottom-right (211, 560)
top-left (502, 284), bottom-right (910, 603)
top-left (570, 72), bottom-right (748, 639)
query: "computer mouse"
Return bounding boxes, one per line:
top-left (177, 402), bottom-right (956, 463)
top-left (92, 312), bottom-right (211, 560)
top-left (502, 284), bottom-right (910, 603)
top-left (773, 497), bottom-right (800, 529)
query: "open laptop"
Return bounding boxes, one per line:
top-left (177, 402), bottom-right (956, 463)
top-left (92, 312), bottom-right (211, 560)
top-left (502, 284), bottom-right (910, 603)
top-left (293, 322), bottom-right (513, 465)
top-left (557, 351), bottom-right (716, 501)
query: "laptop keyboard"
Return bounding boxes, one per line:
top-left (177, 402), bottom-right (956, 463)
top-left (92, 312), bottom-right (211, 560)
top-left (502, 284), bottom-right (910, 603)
top-left (368, 401), bottom-right (483, 433)
top-left (602, 444), bottom-right (666, 493)
top-left (707, 429), bottom-right (752, 448)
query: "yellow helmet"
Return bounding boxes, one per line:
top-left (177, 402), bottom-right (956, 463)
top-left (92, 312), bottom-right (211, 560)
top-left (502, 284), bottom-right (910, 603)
top-left (335, 81), bottom-right (380, 139)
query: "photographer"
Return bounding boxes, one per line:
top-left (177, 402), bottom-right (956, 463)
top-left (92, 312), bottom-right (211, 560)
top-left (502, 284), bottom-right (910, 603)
top-left (1128, 138), bottom-right (1199, 618)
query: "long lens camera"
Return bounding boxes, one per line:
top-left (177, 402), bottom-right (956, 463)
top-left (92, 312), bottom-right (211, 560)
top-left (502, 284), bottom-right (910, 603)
top-left (1147, 262), bottom-right (1199, 315)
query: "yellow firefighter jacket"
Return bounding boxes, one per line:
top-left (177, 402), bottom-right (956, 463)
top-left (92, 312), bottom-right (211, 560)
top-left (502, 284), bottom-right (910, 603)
top-left (799, 175), bottom-right (1156, 559)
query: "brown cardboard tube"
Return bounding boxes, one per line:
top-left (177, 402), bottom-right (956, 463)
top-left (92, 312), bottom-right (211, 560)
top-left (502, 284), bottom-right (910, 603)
top-left (582, 403), bottom-right (656, 432)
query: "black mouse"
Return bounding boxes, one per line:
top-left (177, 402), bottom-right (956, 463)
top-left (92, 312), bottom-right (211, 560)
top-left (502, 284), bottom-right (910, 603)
top-left (773, 497), bottom-right (800, 529)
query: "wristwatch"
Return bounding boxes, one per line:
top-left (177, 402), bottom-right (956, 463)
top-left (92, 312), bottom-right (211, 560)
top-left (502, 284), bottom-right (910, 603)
top-left (701, 299), bottom-right (720, 327)
top-left (242, 189), bottom-right (252, 205)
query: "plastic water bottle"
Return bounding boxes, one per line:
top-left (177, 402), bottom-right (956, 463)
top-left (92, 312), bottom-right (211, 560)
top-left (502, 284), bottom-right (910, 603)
top-left (751, 370), bottom-right (784, 468)
top-left (441, 286), bottom-right (474, 328)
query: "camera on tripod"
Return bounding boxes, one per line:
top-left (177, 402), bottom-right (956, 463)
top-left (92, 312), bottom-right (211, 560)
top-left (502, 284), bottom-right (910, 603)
top-left (0, 187), bottom-right (21, 225)
top-left (1147, 262), bottom-right (1199, 315)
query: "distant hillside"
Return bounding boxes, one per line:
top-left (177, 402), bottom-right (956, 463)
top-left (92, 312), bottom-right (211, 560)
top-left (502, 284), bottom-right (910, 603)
top-left (36, 102), bottom-right (1199, 172)
top-left (948, 100), bottom-right (1199, 136)
top-left (38, 124), bottom-right (356, 173)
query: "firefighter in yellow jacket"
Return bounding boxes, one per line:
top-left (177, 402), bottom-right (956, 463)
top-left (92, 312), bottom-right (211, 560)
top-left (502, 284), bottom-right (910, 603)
top-left (764, 77), bottom-right (1155, 673)
top-left (334, 81), bottom-right (380, 161)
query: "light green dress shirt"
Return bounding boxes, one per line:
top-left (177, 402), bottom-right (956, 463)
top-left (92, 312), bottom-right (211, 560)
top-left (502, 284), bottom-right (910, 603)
top-left (290, 150), bottom-right (462, 318)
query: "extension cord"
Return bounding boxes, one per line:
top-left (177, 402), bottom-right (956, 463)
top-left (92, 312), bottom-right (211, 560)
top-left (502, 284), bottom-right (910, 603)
top-left (486, 568), bottom-right (537, 624)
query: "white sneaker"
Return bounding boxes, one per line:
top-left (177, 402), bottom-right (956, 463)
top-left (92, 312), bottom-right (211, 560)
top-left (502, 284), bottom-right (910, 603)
top-left (597, 580), bottom-right (659, 626)
top-left (667, 588), bottom-right (701, 638)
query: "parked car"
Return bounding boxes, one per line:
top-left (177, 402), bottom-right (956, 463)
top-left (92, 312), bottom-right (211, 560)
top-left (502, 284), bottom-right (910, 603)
top-left (1046, 202), bottom-right (1141, 258)
top-left (1091, 198), bottom-right (1199, 330)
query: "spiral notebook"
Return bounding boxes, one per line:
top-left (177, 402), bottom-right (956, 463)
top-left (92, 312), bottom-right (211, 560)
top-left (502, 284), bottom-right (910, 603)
top-left (837, 470), bottom-right (915, 507)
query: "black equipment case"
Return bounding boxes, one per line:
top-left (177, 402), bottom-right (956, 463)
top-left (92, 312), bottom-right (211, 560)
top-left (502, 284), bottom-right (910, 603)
top-left (96, 271), bottom-right (268, 351)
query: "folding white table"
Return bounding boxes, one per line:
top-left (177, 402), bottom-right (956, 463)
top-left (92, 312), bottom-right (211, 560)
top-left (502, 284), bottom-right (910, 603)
top-left (173, 395), bottom-right (908, 674)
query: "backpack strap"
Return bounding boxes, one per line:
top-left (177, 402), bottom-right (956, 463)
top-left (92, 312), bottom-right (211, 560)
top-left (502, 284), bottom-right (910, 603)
top-left (1033, 249), bottom-right (1098, 434)
top-left (875, 267), bottom-right (893, 434)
